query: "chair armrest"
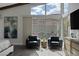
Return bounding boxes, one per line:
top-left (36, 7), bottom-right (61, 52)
top-left (48, 38), bottom-right (51, 42)
top-left (37, 37), bottom-right (40, 40)
top-left (48, 38), bottom-right (51, 40)
top-left (48, 38), bottom-right (51, 46)
top-left (38, 40), bottom-right (40, 43)
top-left (59, 40), bottom-right (63, 47)
top-left (26, 39), bottom-right (29, 46)
top-left (37, 37), bottom-right (40, 45)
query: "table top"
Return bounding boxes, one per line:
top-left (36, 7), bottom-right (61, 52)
top-left (41, 39), bottom-right (47, 42)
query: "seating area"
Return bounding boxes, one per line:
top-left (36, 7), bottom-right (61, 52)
top-left (26, 36), bottom-right (62, 49)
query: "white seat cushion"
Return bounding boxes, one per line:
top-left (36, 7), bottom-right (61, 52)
top-left (29, 41), bottom-right (38, 43)
top-left (51, 41), bottom-right (59, 44)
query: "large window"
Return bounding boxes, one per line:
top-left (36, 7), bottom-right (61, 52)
top-left (31, 3), bottom-right (61, 15)
top-left (31, 3), bottom-right (65, 39)
top-left (31, 3), bottom-right (69, 15)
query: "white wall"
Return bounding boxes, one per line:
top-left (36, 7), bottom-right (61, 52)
top-left (0, 13), bottom-right (4, 40)
top-left (23, 17), bottom-right (32, 45)
top-left (0, 4), bottom-right (31, 45)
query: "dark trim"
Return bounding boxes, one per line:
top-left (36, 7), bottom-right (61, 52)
top-left (0, 3), bottom-right (29, 10)
top-left (0, 45), bottom-right (13, 53)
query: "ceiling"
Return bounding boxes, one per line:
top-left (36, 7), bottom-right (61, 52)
top-left (0, 3), bottom-right (15, 8)
top-left (0, 3), bottom-right (28, 10)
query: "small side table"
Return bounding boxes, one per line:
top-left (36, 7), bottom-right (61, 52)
top-left (41, 39), bottom-right (47, 48)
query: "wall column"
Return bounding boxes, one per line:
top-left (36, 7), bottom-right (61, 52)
top-left (60, 3), bottom-right (64, 40)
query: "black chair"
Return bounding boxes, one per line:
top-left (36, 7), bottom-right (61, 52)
top-left (48, 37), bottom-right (62, 49)
top-left (26, 36), bottom-right (40, 49)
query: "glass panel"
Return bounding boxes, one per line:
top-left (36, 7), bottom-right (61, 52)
top-left (64, 3), bottom-right (69, 13)
top-left (31, 5), bottom-right (45, 15)
top-left (46, 3), bottom-right (60, 15)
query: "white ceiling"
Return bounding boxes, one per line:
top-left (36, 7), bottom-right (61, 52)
top-left (0, 3), bottom-right (15, 8)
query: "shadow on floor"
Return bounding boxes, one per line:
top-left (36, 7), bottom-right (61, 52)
top-left (8, 45), bottom-right (39, 56)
